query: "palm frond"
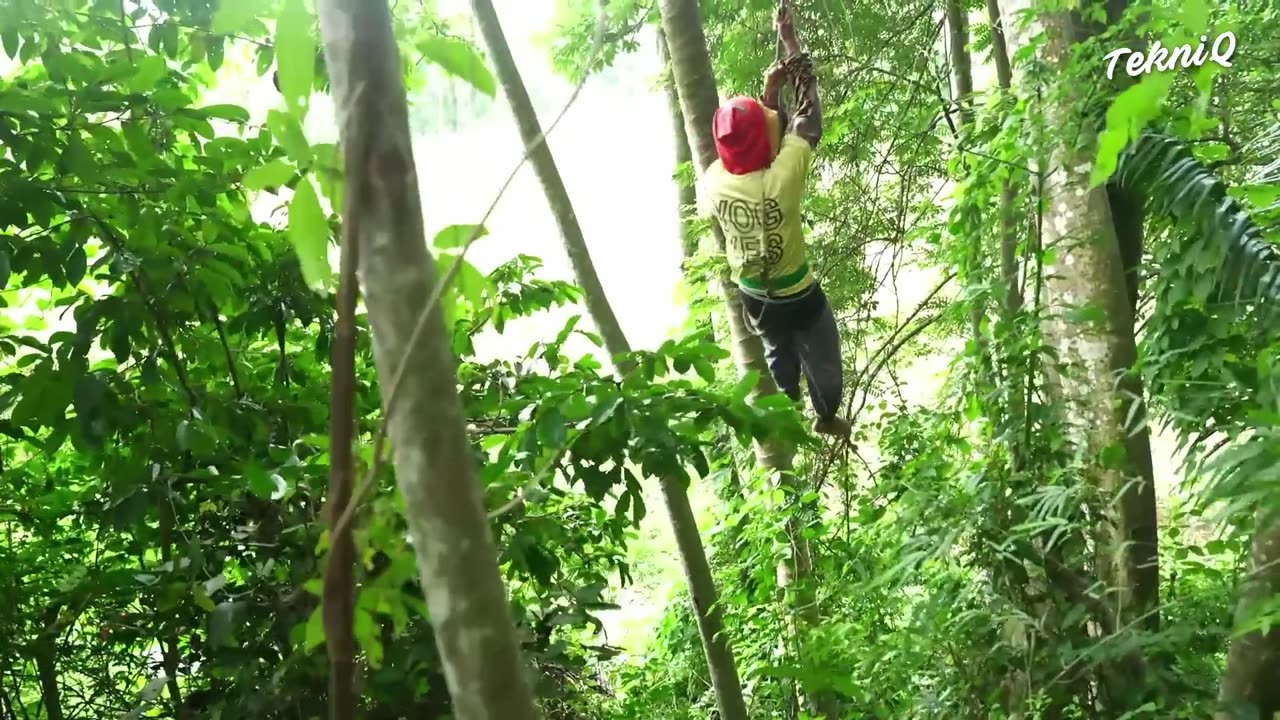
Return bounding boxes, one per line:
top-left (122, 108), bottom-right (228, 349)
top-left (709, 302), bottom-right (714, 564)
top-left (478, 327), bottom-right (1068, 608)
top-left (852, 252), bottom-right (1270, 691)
top-left (1114, 130), bottom-right (1280, 313)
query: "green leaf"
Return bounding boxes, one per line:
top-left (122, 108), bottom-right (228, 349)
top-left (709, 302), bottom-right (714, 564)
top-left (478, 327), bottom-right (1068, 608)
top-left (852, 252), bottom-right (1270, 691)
top-left (64, 244), bottom-right (87, 286)
top-left (537, 407), bottom-right (567, 448)
top-left (275, 0), bottom-right (316, 120)
top-left (267, 109), bottom-right (312, 166)
top-left (354, 608), bottom-right (383, 668)
top-left (243, 158), bottom-right (297, 190)
top-left (453, 257), bottom-right (487, 308)
top-left (731, 370), bottom-right (760, 402)
top-left (692, 357), bottom-right (716, 383)
top-left (311, 143), bottom-right (343, 211)
top-left (128, 55), bottom-right (168, 92)
top-left (212, 0), bottom-right (259, 34)
top-left (416, 36), bottom-right (496, 97)
top-left (287, 178), bottom-right (331, 289)
top-left (433, 224), bottom-right (488, 250)
top-left (245, 464), bottom-right (276, 499)
top-left (0, 28), bottom-right (16, 61)
top-left (198, 104), bottom-right (251, 123)
top-left (1091, 73), bottom-right (1176, 187)
top-left (109, 323), bottom-right (132, 364)
top-left (303, 605), bottom-right (325, 649)
top-left (0, 250), bottom-right (10, 291)
top-left (1181, 0), bottom-right (1210, 33)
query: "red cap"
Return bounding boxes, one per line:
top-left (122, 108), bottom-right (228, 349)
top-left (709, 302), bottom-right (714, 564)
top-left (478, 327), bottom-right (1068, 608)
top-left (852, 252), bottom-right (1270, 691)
top-left (712, 96), bottom-right (772, 175)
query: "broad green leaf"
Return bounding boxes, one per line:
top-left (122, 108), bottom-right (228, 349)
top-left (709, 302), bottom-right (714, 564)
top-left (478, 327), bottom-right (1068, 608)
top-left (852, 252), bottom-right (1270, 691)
top-left (453, 257), bottom-right (487, 308)
top-left (287, 177), bottom-right (331, 289)
top-left (433, 224), bottom-right (488, 250)
top-left (213, 0), bottom-right (258, 34)
top-left (244, 464), bottom-right (276, 499)
top-left (243, 158), bottom-right (296, 190)
top-left (275, 0), bottom-right (316, 120)
top-left (302, 602), bottom-right (325, 648)
top-left (64, 246), bottom-right (87, 286)
top-left (2, 28), bottom-right (19, 60)
top-left (198, 104), bottom-right (251, 123)
top-left (267, 109), bottom-right (312, 166)
top-left (128, 55), bottom-right (168, 92)
top-left (731, 370), bottom-right (760, 402)
top-left (311, 143), bottom-right (343, 211)
top-left (416, 36), bottom-right (496, 97)
top-left (0, 250), bottom-right (10, 290)
top-left (1091, 72), bottom-right (1175, 187)
top-left (354, 608), bottom-right (383, 668)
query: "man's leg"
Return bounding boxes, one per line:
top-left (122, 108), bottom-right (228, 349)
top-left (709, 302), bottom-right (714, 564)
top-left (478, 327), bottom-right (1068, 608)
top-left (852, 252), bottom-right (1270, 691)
top-left (740, 291), bottom-right (802, 401)
top-left (794, 286), bottom-right (849, 436)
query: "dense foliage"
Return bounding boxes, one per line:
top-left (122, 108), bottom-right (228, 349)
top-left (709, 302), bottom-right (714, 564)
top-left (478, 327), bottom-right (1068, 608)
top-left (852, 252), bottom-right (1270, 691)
top-left (2, 0), bottom-right (1278, 719)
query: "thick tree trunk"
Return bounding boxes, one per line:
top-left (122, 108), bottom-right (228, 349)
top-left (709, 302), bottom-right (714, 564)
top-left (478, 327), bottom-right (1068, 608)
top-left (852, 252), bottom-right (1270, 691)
top-left (1217, 506), bottom-right (1280, 719)
top-left (1096, 0), bottom-right (1160, 637)
top-left (315, 2), bottom-right (540, 718)
top-left (999, 0), bottom-right (1152, 708)
top-left (470, 6), bottom-right (748, 718)
top-left (656, 2), bottom-right (835, 718)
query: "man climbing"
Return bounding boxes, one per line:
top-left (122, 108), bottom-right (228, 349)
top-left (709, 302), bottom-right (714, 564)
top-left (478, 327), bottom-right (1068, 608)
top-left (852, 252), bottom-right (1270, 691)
top-left (701, 3), bottom-right (851, 439)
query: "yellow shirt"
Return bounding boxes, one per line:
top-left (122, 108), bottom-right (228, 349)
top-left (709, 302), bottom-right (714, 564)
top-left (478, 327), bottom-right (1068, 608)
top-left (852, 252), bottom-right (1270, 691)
top-left (701, 134), bottom-right (815, 297)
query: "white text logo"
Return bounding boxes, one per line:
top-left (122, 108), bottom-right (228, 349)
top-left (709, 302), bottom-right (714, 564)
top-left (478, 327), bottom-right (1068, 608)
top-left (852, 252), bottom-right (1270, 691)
top-left (1104, 32), bottom-right (1236, 79)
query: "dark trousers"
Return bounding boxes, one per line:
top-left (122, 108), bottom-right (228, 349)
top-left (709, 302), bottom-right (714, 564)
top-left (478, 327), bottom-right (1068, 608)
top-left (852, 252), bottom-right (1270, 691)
top-left (738, 283), bottom-right (843, 421)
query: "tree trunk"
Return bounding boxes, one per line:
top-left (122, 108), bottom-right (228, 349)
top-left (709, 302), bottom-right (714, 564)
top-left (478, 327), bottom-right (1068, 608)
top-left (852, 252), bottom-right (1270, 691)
top-left (33, 615), bottom-right (64, 720)
top-left (945, 0), bottom-right (974, 129)
top-left (946, 0), bottom-right (985, 350)
top-left (986, 0), bottom-right (1021, 318)
top-left (469, 0), bottom-right (629, 363)
top-left (315, 2), bottom-right (540, 718)
top-left (659, 29), bottom-right (698, 260)
top-left (999, 0), bottom-right (1152, 707)
top-left (1217, 506), bottom-right (1280, 720)
top-left (470, 5), bottom-right (748, 718)
top-left (656, 2), bottom-right (835, 718)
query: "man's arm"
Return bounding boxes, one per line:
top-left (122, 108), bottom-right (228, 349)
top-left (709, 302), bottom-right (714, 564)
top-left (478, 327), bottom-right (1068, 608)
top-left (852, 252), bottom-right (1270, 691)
top-left (776, 6), bottom-right (822, 148)
top-left (761, 63), bottom-right (786, 111)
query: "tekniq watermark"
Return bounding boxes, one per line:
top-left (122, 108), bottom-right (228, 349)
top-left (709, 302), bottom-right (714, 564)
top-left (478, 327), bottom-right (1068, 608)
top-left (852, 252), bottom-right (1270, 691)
top-left (1104, 32), bottom-right (1237, 79)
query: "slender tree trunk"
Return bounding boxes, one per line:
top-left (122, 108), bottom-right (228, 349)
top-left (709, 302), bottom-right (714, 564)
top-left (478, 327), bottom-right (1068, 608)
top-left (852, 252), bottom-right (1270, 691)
top-left (945, 0), bottom-right (974, 129)
top-left (659, 30), bottom-right (698, 260)
top-left (1000, 0), bottom-right (1153, 708)
top-left (33, 609), bottom-right (63, 720)
top-left (157, 502), bottom-right (187, 720)
top-left (946, 0), bottom-right (986, 350)
top-left (315, 2), bottom-right (540, 718)
top-left (1217, 506), bottom-right (1280, 719)
top-left (469, 0), bottom-right (629, 362)
top-left (657, 2), bottom-right (835, 718)
top-left (986, 0), bottom-right (1021, 318)
top-left (470, 5), bottom-right (748, 718)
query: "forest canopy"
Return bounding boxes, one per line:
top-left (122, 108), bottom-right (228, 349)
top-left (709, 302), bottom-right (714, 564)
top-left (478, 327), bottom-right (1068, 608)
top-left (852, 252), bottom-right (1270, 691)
top-left (1, 0), bottom-right (1278, 719)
